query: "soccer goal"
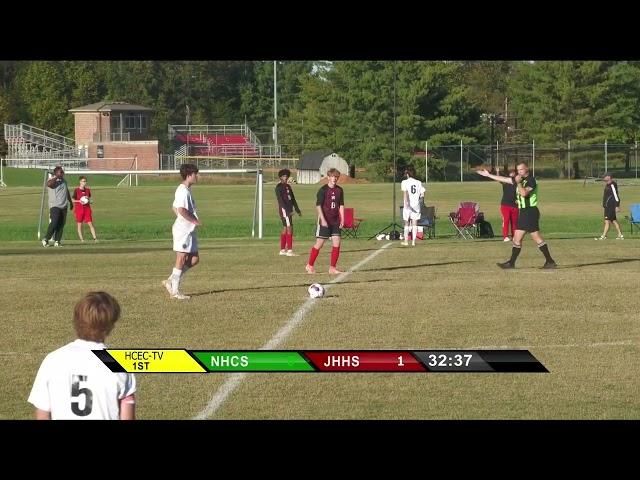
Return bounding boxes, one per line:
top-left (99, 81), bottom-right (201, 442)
top-left (38, 168), bottom-right (265, 240)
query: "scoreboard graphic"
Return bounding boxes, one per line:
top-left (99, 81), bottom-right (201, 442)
top-left (94, 350), bottom-right (548, 373)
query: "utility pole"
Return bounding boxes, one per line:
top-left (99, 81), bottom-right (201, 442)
top-left (273, 61), bottom-right (278, 149)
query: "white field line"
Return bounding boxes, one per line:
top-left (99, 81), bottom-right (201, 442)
top-left (192, 242), bottom-right (394, 420)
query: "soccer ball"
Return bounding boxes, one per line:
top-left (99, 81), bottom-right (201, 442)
top-left (308, 283), bottom-right (325, 299)
top-left (80, 196), bottom-right (89, 205)
top-left (376, 233), bottom-right (385, 241)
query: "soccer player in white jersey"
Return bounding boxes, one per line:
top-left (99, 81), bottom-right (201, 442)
top-left (400, 166), bottom-right (425, 246)
top-left (28, 291), bottom-right (136, 420)
top-left (162, 163), bottom-right (201, 300)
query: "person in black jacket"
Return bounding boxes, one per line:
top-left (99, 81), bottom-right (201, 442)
top-left (275, 169), bottom-right (302, 256)
top-left (595, 173), bottom-right (623, 240)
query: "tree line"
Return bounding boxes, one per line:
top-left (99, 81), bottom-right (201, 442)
top-left (2, 61), bottom-right (640, 175)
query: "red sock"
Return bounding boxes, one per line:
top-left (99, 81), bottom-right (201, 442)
top-left (286, 233), bottom-right (293, 250)
top-left (308, 247), bottom-right (320, 266)
top-left (280, 233), bottom-right (286, 250)
top-left (330, 246), bottom-right (340, 267)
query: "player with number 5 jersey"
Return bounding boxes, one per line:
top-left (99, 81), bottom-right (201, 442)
top-left (28, 292), bottom-right (136, 420)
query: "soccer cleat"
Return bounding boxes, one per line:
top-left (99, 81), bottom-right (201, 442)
top-left (401, 241), bottom-right (409, 246)
top-left (616, 235), bottom-right (624, 240)
top-left (541, 261), bottom-right (557, 269)
top-left (497, 261), bottom-right (515, 269)
top-left (93, 238), bottom-right (99, 243)
top-left (54, 241), bottom-right (62, 247)
top-left (279, 249), bottom-right (287, 255)
top-left (42, 239), bottom-right (49, 247)
top-left (594, 236), bottom-right (606, 240)
top-left (162, 279), bottom-right (174, 296)
top-left (172, 292), bottom-right (190, 300)
top-left (503, 237), bottom-right (511, 242)
top-left (285, 250), bottom-right (298, 256)
top-left (411, 243), bottom-right (416, 247)
top-left (305, 264), bottom-right (315, 274)
top-left (328, 267), bottom-right (344, 275)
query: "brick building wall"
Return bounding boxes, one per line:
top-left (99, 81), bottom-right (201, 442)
top-left (87, 142), bottom-right (159, 170)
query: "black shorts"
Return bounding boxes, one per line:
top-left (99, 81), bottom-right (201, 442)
top-left (604, 207), bottom-right (617, 221)
top-left (280, 214), bottom-right (293, 227)
top-left (316, 223), bottom-right (341, 239)
top-left (517, 207), bottom-right (540, 233)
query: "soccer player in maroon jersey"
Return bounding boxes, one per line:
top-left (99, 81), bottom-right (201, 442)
top-left (275, 169), bottom-right (301, 256)
top-left (306, 168), bottom-right (345, 275)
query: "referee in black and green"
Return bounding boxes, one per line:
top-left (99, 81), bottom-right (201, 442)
top-left (477, 162), bottom-right (557, 269)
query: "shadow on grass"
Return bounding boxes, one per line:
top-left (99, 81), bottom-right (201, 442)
top-left (562, 258), bottom-right (640, 269)
top-left (188, 278), bottom-right (391, 297)
top-left (0, 245), bottom-right (170, 256)
top-left (362, 260), bottom-right (473, 273)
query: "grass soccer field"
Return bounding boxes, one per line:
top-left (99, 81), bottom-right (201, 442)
top-left (1, 173), bottom-right (638, 419)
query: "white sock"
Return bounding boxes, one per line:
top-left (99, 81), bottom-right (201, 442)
top-left (404, 225), bottom-right (409, 240)
top-left (412, 225), bottom-right (417, 244)
top-left (170, 268), bottom-right (182, 293)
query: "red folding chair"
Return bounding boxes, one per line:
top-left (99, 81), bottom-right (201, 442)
top-left (449, 202), bottom-right (481, 239)
top-left (343, 207), bottom-right (365, 238)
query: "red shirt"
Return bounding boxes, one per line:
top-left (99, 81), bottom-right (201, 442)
top-left (73, 187), bottom-right (91, 208)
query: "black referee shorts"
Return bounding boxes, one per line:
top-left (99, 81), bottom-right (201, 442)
top-left (517, 207), bottom-right (540, 233)
top-left (604, 206), bottom-right (617, 221)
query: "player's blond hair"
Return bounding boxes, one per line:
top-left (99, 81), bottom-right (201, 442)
top-left (73, 292), bottom-right (121, 342)
top-left (327, 168), bottom-right (340, 177)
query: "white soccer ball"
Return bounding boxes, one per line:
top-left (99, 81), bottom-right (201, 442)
top-left (376, 233), bottom-right (385, 241)
top-left (80, 196), bottom-right (89, 205)
top-left (399, 234), bottom-right (404, 240)
top-left (308, 283), bottom-right (325, 299)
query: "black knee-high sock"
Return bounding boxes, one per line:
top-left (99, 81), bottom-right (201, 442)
top-left (509, 244), bottom-right (522, 264)
top-left (538, 242), bottom-right (554, 262)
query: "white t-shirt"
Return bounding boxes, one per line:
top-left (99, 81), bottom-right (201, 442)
top-left (28, 339), bottom-right (136, 420)
top-left (172, 183), bottom-right (198, 236)
top-left (401, 177), bottom-right (425, 211)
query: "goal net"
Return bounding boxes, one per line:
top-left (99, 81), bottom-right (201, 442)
top-left (38, 168), bottom-right (264, 240)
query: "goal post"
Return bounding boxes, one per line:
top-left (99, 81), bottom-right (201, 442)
top-left (39, 168), bottom-right (264, 239)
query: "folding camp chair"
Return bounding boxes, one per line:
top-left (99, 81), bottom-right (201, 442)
top-left (343, 207), bottom-right (365, 238)
top-left (417, 204), bottom-right (437, 239)
top-left (449, 202), bottom-right (481, 239)
top-left (625, 203), bottom-right (640, 234)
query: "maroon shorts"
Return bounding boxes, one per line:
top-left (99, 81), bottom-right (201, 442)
top-left (74, 206), bottom-right (93, 223)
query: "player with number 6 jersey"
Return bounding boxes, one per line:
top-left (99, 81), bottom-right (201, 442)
top-left (400, 166), bottom-right (425, 246)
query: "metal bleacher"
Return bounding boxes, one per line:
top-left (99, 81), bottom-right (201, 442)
top-left (168, 123), bottom-right (283, 169)
top-left (3, 123), bottom-right (86, 169)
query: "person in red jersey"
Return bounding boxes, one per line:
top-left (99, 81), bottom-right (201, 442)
top-left (275, 168), bottom-right (302, 256)
top-left (306, 168), bottom-right (345, 275)
top-left (71, 176), bottom-right (98, 243)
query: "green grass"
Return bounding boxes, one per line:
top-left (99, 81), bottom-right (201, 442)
top-left (2, 169), bottom-right (639, 242)
top-left (1, 172), bottom-right (639, 419)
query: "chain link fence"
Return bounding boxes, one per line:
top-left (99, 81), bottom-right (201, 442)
top-left (420, 143), bottom-right (640, 181)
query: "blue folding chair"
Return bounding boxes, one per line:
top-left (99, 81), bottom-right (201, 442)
top-left (625, 203), bottom-right (640, 234)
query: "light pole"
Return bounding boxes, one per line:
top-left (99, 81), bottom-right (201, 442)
top-left (273, 61), bottom-right (278, 150)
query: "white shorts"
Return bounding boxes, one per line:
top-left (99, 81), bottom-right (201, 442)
top-left (403, 206), bottom-right (421, 222)
top-left (172, 226), bottom-right (198, 253)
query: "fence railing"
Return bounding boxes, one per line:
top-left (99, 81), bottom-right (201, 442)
top-left (419, 142), bottom-right (640, 181)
